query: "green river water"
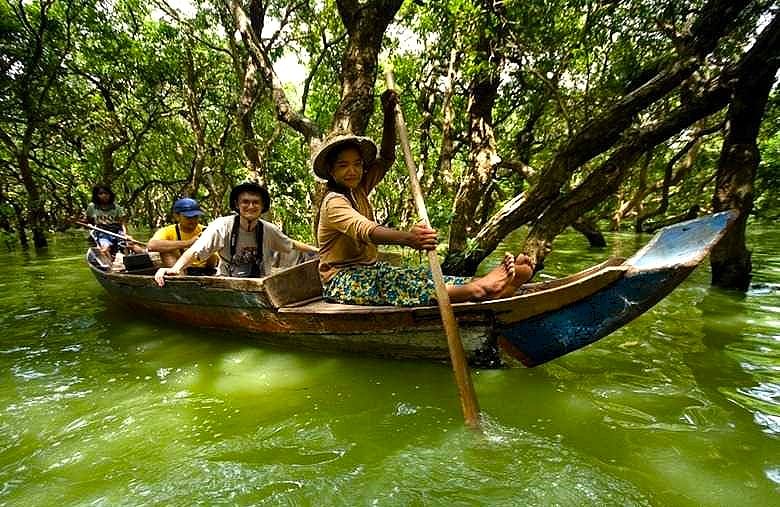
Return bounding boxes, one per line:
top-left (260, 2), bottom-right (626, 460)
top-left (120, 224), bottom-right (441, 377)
top-left (0, 225), bottom-right (778, 506)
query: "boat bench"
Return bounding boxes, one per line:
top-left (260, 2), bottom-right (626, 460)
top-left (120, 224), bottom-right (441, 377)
top-left (262, 258), bottom-right (324, 308)
top-left (261, 252), bottom-right (407, 309)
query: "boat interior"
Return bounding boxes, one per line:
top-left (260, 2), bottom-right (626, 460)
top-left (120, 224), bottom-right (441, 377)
top-left (88, 247), bottom-right (628, 315)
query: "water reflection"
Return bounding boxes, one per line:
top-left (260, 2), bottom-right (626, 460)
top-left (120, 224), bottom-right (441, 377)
top-left (694, 285), bottom-right (780, 437)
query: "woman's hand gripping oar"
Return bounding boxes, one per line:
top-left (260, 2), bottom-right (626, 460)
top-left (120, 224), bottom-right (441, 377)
top-left (384, 66), bottom-right (481, 431)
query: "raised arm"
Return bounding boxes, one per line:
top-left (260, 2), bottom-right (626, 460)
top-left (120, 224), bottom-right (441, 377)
top-left (362, 90), bottom-right (398, 193)
top-left (378, 90), bottom-right (398, 162)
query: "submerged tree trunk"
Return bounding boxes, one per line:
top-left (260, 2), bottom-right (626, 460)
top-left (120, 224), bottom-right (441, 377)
top-left (18, 142), bottom-right (47, 248)
top-left (11, 201), bottom-right (29, 249)
top-left (0, 130), bottom-right (41, 249)
top-left (571, 217), bottom-right (607, 248)
top-left (710, 19), bottom-right (779, 290)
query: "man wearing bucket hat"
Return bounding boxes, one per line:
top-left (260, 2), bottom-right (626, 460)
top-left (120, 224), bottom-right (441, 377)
top-left (315, 90), bottom-right (534, 306)
top-left (154, 183), bottom-right (317, 286)
top-left (147, 197), bottom-right (218, 274)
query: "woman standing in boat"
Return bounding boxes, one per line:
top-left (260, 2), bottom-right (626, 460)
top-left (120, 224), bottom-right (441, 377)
top-left (315, 91), bottom-right (533, 306)
top-left (153, 182), bottom-right (317, 286)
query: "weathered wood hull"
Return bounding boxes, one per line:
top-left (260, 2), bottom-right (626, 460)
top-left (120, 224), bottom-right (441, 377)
top-left (91, 269), bottom-right (500, 364)
top-left (89, 211), bottom-right (736, 366)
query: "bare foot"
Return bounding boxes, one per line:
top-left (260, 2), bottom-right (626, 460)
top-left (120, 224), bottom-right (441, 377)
top-left (469, 253), bottom-right (515, 299)
top-left (495, 253), bottom-right (534, 299)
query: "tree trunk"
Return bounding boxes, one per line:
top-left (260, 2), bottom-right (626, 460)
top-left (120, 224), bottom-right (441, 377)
top-left (236, 56), bottom-right (264, 176)
top-left (710, 23), bottom-right (779, 290)
top-left (450, 0), bottom-right (760, 273)
top-left (446, 1), bottom-right (503, 255)
top-left (523, 67), bottom-right (744, 267)
top-left (18, 142), bottom-right (47, 248)
top-left (572, 217), bottom-right (607, 247)
top-left (96, 83), bottom-right (129, 186)
top-left (435, 47), bottom-right (461, 195)
top-left (229, 0), bottom-right (320, 140)
top-left (448, 75), bottom-right (501, 252)
top-left (221, 0), bottom-right (265, 177)
top-left (11, 201), bottom-right (29, 249)
top-left (332, 0), bottom-right (403, 134)
top-left (416, 65), bottom-right (436, 185)
top-left (613, 152), bottom-right (650, 231)
top-left (634, 121), bottom-right (718, 232)
top-left (182, 44), bottom-right (208, 194)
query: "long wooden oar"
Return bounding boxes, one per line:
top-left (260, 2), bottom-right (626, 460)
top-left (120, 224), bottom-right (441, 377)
top-left (75, 221), bottom-right (147, 246)
top-left (384, 67), bottom-right (481, 430)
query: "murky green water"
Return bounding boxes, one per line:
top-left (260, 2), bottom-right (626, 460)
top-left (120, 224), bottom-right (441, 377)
top-left (1, 225), bottom-right (778, 506)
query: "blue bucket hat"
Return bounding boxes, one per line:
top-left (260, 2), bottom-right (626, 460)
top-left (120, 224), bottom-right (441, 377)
top-left (172, 198), bottom-right (204, 217)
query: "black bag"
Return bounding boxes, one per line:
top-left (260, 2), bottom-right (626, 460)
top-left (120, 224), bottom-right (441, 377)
top-left (123, 253), bottom-right (155, 271)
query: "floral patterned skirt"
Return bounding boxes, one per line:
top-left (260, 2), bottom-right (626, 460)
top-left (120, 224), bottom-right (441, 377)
top-left (323, 262), bottom-right (470, 307)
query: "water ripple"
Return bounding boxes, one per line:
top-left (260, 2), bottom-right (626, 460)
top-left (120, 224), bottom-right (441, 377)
top-left (766, 467), bottom-right (780, 486)
top-left (0, 346), bottom-right (31, 355)
top-left (13, 307), bottom-right (55, 320)
top-left (739, 383), bottom-right (780, 405)
top-left (748, 283), bottom-right (780, 295)
top-left (753, 412), bottom-right (780, 434)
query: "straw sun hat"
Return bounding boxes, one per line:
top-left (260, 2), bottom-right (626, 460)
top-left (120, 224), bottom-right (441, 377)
top-left (311, 134), bottom-right (378, 181)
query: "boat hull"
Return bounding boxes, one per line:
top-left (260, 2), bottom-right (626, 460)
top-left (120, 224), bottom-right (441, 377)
top-left (497, 267), bottom-right (692, 366)
top-left (94, 272), bottom-right (498, 363)
top-left (89, 211), bottom-right (736, 366)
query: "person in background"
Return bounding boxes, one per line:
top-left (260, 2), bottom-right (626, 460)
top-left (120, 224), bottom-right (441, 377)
top-left (154, 182), bottom-right (318, 286)
top-left (314, 91), bottom-right (534, 307)
top-left (146, 197), bottom-right (218, 275)
top-left (85, 184), bottom-right (142, 261)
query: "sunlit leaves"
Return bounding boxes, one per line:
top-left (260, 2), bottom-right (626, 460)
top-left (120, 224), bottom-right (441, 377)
top-left (0, 0), bottom-right (777, 248)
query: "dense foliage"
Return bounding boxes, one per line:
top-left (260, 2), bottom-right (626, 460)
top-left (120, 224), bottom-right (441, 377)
top-left (1, 0), bottom-right (777, 269)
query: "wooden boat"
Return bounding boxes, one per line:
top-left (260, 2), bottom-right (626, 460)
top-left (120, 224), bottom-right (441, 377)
top-left (87, 211), bottom-right (736, 367)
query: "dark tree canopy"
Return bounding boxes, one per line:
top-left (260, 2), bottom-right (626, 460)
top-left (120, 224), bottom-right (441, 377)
top-left (1, 0), bottom-right (777, 289)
